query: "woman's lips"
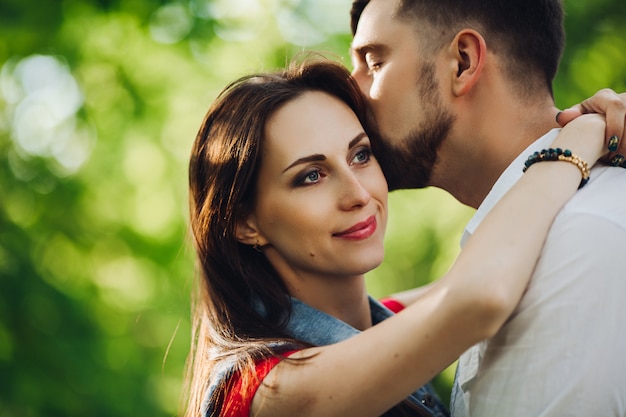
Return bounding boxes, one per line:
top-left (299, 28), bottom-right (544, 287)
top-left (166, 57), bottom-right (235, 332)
top-left (333, 215), bottom-right (377, 240)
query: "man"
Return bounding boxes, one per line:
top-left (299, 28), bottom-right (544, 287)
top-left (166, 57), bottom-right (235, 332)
top-left (350, 0), bottom-right (626, 416)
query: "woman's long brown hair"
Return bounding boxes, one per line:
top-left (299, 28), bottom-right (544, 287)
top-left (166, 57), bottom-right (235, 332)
top-left (183, 58), bottom-right (430, 417)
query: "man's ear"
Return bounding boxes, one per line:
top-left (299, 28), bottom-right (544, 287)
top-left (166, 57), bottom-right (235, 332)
top-left (448, 29), bottom-right (486, 97)
top-left (235, 215), bottom-right (267, 246)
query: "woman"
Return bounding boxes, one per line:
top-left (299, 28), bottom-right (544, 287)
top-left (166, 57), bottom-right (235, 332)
top-left (183, 59), bottom-right (615, 417)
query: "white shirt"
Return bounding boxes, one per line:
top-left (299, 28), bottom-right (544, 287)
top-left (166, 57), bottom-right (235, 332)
top-left (451, 129), bottom-right (626, 417)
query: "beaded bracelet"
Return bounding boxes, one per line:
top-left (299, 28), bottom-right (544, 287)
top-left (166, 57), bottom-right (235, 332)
top-left (522, 148), bottom-right (590, 189)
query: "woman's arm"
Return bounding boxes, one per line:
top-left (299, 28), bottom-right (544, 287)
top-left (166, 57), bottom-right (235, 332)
top-left (381, 283), bottom-right (435, 309)
top-left (251, 115), bottom-right (611, 417)
top-left (388, 88), bottom-right (626, 309)
top-left (388, 87), bottom-right (626, 309)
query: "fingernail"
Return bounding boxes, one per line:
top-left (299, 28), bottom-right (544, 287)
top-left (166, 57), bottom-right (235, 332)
top-left (610, 154), bottom-right (625, 166)
top-left (555, 111), bottom-right (562, 124)
top-left (608, 135), bottom-right (620, 152)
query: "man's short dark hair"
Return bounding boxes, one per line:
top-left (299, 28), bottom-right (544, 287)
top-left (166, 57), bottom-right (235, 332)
top-left (351, 0), bottom-right (565, 96)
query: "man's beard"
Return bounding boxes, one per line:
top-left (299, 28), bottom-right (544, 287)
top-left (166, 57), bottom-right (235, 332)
top-left (371, 63), bottom-right (455, 191)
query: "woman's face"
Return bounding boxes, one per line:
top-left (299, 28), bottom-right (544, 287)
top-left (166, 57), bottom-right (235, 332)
top-left (241, 91), bottom-right (388, 283)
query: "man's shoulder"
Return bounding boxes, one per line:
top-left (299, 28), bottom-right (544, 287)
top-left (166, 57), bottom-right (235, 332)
top-left (543, 167), bottom-right (626, 253)
top-left (560, 166), bottom-right (626, 220)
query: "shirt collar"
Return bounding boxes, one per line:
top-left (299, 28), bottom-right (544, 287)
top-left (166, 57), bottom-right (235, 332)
top-left (285, 296), bottom-right (393, 346)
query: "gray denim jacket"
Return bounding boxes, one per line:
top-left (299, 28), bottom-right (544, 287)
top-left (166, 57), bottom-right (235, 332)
top-left (202, 296), bottom-right (449, 417)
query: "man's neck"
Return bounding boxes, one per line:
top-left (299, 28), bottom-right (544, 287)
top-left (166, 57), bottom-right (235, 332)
top-left (432, 96), bottom-right (560, 209)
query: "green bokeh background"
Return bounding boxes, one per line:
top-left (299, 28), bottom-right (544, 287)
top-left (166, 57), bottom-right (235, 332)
top-left (0, 0), bottom-right (624, 415)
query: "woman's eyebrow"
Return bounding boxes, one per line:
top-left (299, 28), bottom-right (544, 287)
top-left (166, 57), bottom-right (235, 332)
top-left (282, 132), bottom-right (368, 173)
top-left (282, 154), bottom-right (326, 173)
top-left (348, 132), bottom-right (368, 149)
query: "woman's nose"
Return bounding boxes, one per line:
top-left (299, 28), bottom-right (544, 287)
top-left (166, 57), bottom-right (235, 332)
top-left (338, 172), bottom-right (371, 210)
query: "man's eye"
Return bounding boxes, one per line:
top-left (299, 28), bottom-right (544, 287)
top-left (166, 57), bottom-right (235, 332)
top-left (365, 54), bottom-right (382, 71)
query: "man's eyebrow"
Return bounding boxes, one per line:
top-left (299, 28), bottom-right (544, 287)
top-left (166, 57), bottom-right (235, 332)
top-left (282, 132), bottom-right (368, 173)
top-left (350, 41), bottom-right (387, 56)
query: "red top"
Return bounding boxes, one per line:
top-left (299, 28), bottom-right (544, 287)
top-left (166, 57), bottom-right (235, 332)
top-left (220, 352), bottom-right (292, 417)
top-left (220, 298), bottom-right (406, 417)
top-left (378, 297), bottom-right (405, 314)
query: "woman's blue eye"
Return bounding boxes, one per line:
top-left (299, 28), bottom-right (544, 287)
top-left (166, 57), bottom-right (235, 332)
top-left (293, 169), bottom-right (321, 186)
top-left (352, 149), bottom-right (371, 164)
top-left (305, 171), bottom-right (320, 183)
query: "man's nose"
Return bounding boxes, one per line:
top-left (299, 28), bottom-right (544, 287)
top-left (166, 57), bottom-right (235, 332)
top-left (351, 68), bottom-right (371, 96)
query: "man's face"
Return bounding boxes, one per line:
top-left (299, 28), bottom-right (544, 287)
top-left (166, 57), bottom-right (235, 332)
top-left (350, 0), bottom-right (455, 189)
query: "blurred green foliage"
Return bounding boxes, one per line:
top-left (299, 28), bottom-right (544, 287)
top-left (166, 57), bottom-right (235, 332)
top-left (0, 0), bottom-right (624, 415)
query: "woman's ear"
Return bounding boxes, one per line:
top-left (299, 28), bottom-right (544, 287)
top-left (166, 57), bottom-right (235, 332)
top-left (448, 29), bottom-right (486, 97)
top-left (235, 215), bottom-right (267, 246)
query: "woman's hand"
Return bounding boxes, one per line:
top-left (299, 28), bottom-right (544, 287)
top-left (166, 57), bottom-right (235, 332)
top-left (556, 89), bottom-right (626, 167)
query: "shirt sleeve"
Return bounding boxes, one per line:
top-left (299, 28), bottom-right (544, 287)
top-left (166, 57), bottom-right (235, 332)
top-left (221, 351), bottom-right (299, 417)
top-left (380, 297), bottom-right (405, 313)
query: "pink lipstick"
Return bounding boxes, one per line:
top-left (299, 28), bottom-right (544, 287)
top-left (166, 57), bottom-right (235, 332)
top-left (334, 215), bottom-right (377, 240)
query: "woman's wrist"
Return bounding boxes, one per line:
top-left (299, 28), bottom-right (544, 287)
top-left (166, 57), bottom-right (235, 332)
top-left (550, 114), bottom-right (606, 166)
top-left (523, 148), bottom-right (590, 188)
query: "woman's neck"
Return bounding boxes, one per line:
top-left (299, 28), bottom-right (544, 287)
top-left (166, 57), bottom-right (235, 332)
top-left (286, 274), bottom-right (372, 331)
